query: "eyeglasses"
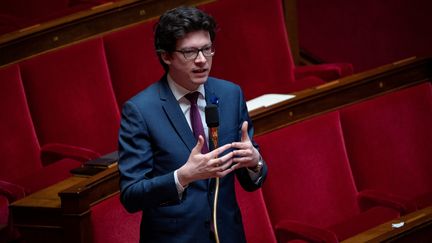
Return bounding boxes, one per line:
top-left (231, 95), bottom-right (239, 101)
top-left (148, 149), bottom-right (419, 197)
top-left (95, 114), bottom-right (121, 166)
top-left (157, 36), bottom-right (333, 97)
top-left (174, 45), bottom-right (215, 61)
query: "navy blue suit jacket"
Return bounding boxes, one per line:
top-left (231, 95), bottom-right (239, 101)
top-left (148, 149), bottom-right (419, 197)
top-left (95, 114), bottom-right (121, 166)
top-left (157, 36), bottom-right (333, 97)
top-left (118, 76), bottom-right (267, 243)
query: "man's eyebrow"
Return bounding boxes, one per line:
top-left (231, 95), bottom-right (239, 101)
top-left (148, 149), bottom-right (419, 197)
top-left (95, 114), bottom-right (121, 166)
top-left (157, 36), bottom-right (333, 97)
top-left (179, 44), bottom-right (212, 50)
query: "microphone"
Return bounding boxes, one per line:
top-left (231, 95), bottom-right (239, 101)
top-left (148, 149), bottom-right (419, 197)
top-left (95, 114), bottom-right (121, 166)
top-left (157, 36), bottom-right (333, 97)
top-left (205, 104), bottom-right (219, 149)
top-left (205, 104), bottom-right (221, 243)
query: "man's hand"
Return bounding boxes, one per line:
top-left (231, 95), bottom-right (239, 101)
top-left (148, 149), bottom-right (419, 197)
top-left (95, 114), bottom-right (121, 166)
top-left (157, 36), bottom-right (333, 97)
top-left (177, 136), bottom-right (234, 187)
top-left (231, 121), bottom-right (260, 170)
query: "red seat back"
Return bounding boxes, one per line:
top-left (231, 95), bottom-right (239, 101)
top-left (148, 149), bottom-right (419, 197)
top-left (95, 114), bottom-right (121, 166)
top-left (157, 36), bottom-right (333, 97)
top-left (235, 181), bottom-right (277, 243)
top-left (256, 112), bottom-right (360, 228)
top-left (103, 20), bottom-right (164, 109)
top-left (0, 64), bottom-right (42, 183)
top-left (200, 0), bottom-right (296, 100)
top-left (20, 38), bottom-right (120, 155)
top-left (340, 83), bottom-right (432, 208)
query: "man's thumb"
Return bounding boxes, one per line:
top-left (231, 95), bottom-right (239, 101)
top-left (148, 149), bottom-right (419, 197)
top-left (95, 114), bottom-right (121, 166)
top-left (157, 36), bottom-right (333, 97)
top-left (241, 121), bottom-right (250, 142)
top-left (192, 135), bottom-right (204, 154)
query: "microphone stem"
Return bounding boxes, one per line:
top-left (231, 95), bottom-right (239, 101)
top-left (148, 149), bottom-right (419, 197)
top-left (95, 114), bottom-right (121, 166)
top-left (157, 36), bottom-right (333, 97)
top-left (210, 127), bottom-right (220, 243)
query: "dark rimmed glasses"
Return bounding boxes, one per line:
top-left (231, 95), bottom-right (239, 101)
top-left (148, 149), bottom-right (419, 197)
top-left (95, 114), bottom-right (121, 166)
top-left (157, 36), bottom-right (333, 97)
top-left (174, 45), bottom-right (215, 61)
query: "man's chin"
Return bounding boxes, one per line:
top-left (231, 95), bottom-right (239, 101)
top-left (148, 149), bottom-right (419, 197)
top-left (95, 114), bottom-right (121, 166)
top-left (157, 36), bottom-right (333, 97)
top-left (191, 76), bottom-right (209, 84)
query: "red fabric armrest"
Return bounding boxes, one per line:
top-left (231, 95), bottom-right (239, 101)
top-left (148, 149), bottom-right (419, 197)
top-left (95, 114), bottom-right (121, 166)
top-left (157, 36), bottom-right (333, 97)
top-left (357, 189), bottom-right (417, 215)
top-left (41, 143), bottom-right (101, 165)
top-left (275, 219), bottom-right (338, 243)
top-left (0, 180), bottom-right (25, 202)
top-left (295, 63), bottom-right (353, 81)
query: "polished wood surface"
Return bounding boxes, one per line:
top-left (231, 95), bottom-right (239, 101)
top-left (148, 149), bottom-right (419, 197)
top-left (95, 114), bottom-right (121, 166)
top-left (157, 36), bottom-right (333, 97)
top-left (11, 176), bottom-right (86, 209)
top-left (0, 0), bottom-right (215, 67)
top-left (342, 206), bottom-right (432, 242)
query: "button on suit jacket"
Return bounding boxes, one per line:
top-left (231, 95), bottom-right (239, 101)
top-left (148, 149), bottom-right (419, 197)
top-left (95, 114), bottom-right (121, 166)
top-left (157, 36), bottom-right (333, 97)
top-left (118, 76), bottom-right (267, 243)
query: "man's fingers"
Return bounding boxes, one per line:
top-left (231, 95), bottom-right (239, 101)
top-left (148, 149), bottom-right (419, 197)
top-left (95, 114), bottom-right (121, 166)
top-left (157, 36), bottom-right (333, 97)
top-left (209, 152), bottom-right (233, 167)
top-left (207, 143), bottom-right (232, 158)
top-left (232, 148), bottom-right (252, 157)
top-left (231, 142), bottom-right (249, 149)
top-left (215, 161), bottom-right (236, 177)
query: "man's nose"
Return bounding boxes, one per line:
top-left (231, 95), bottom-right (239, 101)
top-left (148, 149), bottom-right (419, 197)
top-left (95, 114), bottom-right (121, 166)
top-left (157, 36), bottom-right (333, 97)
top-left (194, 50), bottom-right (207, 63)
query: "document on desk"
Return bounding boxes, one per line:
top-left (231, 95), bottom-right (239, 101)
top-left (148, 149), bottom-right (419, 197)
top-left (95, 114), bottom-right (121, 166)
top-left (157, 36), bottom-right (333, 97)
top-left (246, 94), bottom-right (296, 112)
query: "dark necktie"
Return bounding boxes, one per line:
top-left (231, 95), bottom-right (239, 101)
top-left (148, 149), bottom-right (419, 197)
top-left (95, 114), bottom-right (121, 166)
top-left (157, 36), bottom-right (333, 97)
top-left (185, 92), bottom-right (209, 154)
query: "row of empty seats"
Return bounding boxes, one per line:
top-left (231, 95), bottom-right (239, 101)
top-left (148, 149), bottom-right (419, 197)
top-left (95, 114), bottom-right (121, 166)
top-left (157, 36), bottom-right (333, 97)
top-left (0, 0), bottom-right (355, 241)
top-left (237, 82), bottom-right (432, 242)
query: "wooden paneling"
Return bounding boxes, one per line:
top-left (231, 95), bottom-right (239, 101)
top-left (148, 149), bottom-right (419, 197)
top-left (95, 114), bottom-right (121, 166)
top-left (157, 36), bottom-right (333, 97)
top-left (10, 167), bottom-right (119, 243)
top-left (251, 56), bottom-right (432, 136)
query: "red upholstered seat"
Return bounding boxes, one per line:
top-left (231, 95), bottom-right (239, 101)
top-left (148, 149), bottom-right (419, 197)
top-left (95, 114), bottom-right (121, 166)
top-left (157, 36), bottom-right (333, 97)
top-left (0, 64), bottom-right (81, 191)
top-left (0, 195), bottom-right (16, 242)
top-left (200, 0), bottom-right (353, 100)
top-left (20, 38), bottom-right (120, 156)
top-left (255, 112), bottom-right (399, 242)
top-left (103, 20), bottom-right (164, 109)
top-left (340, 83), bottom-right (432, 211)
top-left (91, 194), bottom-right (141, 243)
top-left (0, 64), bottom-right (42, 188)
top-left (235, 181), bottom-right (277, 243)
top-left (0, 64), bottom-right (82, 242)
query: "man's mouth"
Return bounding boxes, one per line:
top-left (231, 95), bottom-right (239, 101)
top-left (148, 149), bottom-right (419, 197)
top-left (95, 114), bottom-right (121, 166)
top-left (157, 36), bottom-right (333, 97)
top-left (192, 68), bottom-right (207, 73)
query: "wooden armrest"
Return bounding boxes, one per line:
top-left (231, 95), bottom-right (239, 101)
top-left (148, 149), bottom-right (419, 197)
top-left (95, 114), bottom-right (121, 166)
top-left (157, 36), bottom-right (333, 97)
top-left (342, 206), bottom-right (432, 242)
top-left (59, 165), bottom-right (120, 214)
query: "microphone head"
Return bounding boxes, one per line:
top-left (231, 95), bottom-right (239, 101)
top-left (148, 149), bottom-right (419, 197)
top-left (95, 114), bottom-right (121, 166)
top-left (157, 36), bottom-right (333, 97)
top-left (205, 104), bottom-right (219, 128)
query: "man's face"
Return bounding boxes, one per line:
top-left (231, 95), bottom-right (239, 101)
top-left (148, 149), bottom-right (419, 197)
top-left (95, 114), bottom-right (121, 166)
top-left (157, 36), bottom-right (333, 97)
top-left (162, 30), bottom-right (213, 91)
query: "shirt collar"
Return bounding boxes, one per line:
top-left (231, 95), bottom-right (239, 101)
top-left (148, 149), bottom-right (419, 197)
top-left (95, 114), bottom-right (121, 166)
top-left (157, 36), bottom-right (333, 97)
top-left (167, 74), bottom-right (205, 101)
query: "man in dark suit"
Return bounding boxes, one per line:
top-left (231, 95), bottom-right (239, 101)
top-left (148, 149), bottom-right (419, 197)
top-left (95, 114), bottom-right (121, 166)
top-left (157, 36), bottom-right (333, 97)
top-left (118, 6), bottom-right (267, 243)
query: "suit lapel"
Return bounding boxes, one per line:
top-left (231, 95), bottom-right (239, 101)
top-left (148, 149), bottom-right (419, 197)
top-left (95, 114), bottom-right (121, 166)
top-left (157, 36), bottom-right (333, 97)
top-left (159, 78), bottom-right (196, 152)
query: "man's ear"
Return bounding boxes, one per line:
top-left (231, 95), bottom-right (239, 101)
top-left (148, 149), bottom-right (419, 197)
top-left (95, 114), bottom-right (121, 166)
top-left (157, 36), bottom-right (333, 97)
top-left (160, 51), bottom-right (172, 65)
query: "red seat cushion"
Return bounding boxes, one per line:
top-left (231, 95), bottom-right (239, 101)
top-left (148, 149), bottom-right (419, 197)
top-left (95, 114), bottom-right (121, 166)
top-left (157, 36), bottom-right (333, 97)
top-left (327, 206), bottom-right (399, 241)
top-left (15, 158), bottom-right (81, 194)
top-left (91, 194), bottom-right (141, 243)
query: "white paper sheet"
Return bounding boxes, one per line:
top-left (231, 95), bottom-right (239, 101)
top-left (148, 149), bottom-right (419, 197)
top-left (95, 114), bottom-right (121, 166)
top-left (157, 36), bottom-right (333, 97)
top-left (246, 94), bottom-right (296, 112)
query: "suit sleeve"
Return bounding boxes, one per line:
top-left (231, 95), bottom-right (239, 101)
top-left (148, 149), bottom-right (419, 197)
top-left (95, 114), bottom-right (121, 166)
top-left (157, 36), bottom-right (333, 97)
top-left (234, 86), bottom-right (268, 192)
top-left (118, 101), bottom-right (180, 213)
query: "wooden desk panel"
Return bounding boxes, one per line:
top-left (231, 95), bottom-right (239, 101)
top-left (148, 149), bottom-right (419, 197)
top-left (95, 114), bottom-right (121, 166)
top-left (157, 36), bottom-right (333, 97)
top-left (12, 176), bottom-right (86, 209)
top-left (10, 167), bottom-right (119, 243)
top-left (342, 206), bottom-right (432, 242)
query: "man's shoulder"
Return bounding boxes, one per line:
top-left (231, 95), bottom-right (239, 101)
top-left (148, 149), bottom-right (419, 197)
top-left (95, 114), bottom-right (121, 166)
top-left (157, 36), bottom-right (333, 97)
top-left (207, 76), bottom-right (240, 91)
top-left (120, 79), bottom-right (164, 115)
top-left (128, 80), bottom-right (162, 103)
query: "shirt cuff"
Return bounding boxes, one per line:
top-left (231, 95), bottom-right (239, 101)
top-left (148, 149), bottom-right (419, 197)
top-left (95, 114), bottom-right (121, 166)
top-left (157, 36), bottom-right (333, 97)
top-left (174, 170), bottom-right (187, 198)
